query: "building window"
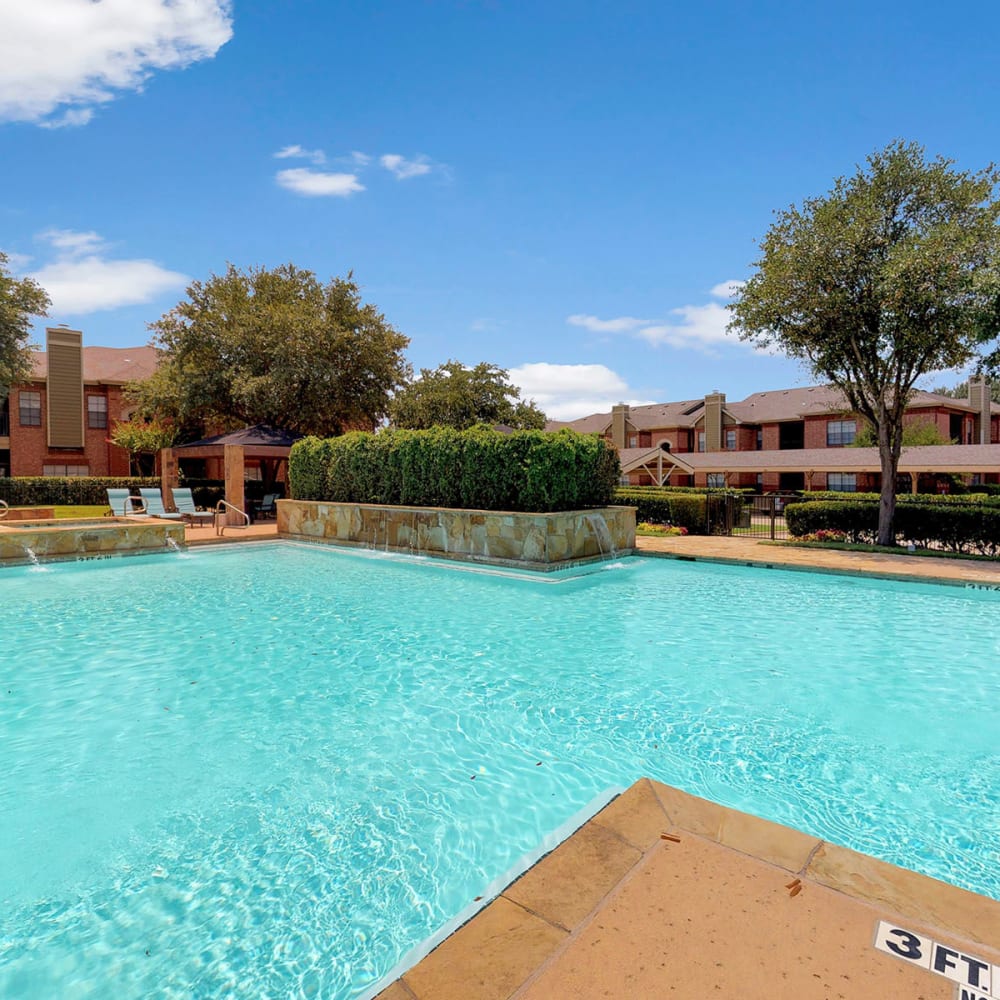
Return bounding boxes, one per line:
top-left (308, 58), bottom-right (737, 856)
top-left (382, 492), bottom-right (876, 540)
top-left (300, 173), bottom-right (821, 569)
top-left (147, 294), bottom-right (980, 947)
top-left (87, 395), bottom-right (108, 429)
top-left (828, 472), bottom-right (857, 492)
top-left (826, 419), bottom-right (857, 446)
top-left (725, 429), bottom-right (737, 450)
top-left (628, 434), bottom-right (637, 448)
top-left (19, 390), bottom-right (41, 427)
top-left (43, 464), bottom-right (89, 476)
top-left (697, 431), bottom-right (706, 452)
top-left (756, 429), bottom-right (763, 451)
top-left (756, 473), bottom-right (764, 490)
top-left (707, 473), bottom-right (726, 488)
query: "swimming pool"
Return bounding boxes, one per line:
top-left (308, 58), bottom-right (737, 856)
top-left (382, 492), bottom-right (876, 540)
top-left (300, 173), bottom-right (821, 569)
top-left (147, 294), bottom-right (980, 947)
top-left (2, 543), bottom-right (998, 998)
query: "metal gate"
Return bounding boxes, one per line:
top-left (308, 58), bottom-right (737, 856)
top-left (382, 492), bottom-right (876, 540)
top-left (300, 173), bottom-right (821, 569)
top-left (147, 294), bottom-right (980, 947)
top-left (706, 494), bottom-right (793, 540)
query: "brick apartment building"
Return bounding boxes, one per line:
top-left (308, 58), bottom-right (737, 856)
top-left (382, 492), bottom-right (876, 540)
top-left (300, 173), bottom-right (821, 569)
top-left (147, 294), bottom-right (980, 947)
top-left (0, 328), bottom-right (158, 479)
top-left (552, 382), bottom-right (1000, 492)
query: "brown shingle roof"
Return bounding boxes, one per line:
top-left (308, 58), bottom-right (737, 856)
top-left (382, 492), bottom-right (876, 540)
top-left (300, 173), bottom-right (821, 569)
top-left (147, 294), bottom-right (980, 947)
top-left (30, 345), bottom-right (159, 385)
top-left (559, 383), bottom-right (1000, 433)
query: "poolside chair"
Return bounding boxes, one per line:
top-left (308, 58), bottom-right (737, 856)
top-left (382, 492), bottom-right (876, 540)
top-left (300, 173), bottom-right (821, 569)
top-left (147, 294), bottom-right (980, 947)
top-left (172, 487), bottom-right (215, 526)
top-left (139, 488), bottom-right (184, 521)
top-left (106, 487), bottom-right (148, 517)
top-left (256, 493), bottom-right (279, 520)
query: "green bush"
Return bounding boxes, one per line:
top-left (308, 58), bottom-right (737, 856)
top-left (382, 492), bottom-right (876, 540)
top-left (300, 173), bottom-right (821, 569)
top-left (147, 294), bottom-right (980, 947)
top-left (0, 476), bottom-right (160, 506)
top-left (785, 499), bottom-right (1000, 555)
top-left (797, 490), bottom-right (993, 505)
top-left (615, 488), bottom-right (710, 533)
top-left (289, 427), bottom-right (620, 512)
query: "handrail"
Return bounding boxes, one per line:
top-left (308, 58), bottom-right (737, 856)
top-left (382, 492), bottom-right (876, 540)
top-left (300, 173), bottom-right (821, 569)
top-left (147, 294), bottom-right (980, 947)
top-left (215, 499), bottom-right (250, 536)
top-left (0, 499), bottom-right (8, 519)
top-left (121, 496), bottom-right (148, 517)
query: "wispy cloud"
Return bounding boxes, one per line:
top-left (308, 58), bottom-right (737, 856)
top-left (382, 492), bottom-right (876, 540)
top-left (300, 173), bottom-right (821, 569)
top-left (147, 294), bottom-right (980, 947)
top-left (0, 0), bottom-right (233, 127)
top-left (508, 362), bottom-right (657, 422)
top-left (275, 168), bottom-right (365, 198)
top-left (27, 229), bottom-right (188, 314)
top-left (273, 147), bottom-right (442, 198)
top-left (567, 314), bottom-right (651, 334)
top-left (568, 282), bottom-right (751, 356)
top-left (274, 144), bottom-right (326, 165)
top-left (380, 154), bottom-right (433, 180)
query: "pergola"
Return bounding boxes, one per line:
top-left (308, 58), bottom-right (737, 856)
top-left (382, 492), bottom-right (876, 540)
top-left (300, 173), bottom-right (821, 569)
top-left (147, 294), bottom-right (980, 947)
top-left (161, 424), bottom-right (302, 523)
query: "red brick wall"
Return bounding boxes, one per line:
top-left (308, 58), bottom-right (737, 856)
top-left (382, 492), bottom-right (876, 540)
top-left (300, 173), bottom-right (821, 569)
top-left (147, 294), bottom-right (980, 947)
top-left (9, 380), bottom-right (132, 476)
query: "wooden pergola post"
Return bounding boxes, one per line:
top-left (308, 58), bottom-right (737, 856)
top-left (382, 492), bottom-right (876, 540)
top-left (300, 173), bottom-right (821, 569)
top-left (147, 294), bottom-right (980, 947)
top-left (224, 444), bottom-right (245, 524)
top-left (160, 447), bottom-right (179, 510)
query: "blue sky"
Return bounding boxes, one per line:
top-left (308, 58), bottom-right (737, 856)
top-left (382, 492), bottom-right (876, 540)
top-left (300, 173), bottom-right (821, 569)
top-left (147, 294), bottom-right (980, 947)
top-left (2, 1), bottom-right (999, 419)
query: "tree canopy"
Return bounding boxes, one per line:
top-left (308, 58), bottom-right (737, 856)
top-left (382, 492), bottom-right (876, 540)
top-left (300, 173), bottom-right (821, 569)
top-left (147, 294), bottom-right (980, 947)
top-left (389, 360), bottom-right (546, 430)
top-left (0, 251), bottom-right (50, 397)
top-left (729, 141), bottom-right (1000, 545)
top-left (930, 378), bottom-right (1000, 404)
top-left (131, 264), bottom-right (412, 438)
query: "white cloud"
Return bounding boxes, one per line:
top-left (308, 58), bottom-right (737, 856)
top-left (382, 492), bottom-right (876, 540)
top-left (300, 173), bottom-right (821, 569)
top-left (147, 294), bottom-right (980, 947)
top-left (274, 144), bottom-right (326, 165)
top-left (570, 282), bottom-right (752, 356)
top-left (0, 0), bottom-right (233, 126)
top-left (567, 314), bottom-right (651, 334)
top-left (27, 229), bottom-right (187, 313)
top-left (380, 154), bottom-right (433, 180)
top-left (3, 251), bottom-right (34, 270)
top-left (275, 168), bottom-right (365, 198)
top-left (508, 362), bottom-right (656, 422)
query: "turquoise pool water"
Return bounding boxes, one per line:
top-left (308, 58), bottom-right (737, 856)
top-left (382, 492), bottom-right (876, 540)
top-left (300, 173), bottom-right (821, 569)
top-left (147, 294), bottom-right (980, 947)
top-left (2, 544), bottom-right (998, 998)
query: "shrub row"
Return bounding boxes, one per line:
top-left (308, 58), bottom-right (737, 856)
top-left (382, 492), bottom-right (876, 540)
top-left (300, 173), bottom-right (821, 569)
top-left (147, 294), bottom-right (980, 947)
top-left (612, 487), bottom-right (743, 534)
top-left (289, 427), bottom-right (620, 513)
top-left (785, 500), bottom-right (1000, 555)
top-left (797, 490), bottom-right (997, 506)
top-left (0, 476), bottom-right (160, 506)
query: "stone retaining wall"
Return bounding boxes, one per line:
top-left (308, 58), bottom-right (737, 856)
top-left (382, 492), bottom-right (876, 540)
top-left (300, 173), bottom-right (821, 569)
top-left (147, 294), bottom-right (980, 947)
top-left (278, 501), bottom-right (635, 569)
top-left (0, 517), bottom-right (185, 566)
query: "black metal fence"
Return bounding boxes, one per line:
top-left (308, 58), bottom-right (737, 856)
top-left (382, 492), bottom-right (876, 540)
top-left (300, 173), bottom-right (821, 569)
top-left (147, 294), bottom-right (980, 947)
top-left (706, 493), bottom-right (792, 540)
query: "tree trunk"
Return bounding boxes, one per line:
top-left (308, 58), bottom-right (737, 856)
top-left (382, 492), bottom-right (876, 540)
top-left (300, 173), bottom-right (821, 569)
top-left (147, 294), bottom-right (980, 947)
top-left (876, 417), bottom-right (901, 546)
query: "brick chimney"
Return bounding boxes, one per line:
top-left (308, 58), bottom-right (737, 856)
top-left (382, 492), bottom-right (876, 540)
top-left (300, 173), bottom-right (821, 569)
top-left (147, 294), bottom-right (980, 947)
top-left (704, 391), bottom-right (725, 452)
top-left (968, 375), bottom-right (991, 445)
top-left (610, 403), bottom-right (630, 449)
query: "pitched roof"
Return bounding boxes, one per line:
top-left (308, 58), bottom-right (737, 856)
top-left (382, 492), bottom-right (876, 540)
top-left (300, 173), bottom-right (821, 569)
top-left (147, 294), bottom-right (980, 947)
top-left (176, 424), bottom-right (304, 449)
top-left (30, 345), bottom-right (160, 384)
top-left (558, 383), bottom-right (1000, 433)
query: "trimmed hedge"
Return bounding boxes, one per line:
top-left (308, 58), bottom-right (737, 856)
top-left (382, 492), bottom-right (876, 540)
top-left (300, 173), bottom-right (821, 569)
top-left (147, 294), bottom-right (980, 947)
top-left (797, 490), bottom-right (996, 506)
top-left (615, 488), bottom-right (712, 533)
top-left (289, 427), bottom-right (620, 513)
top-left (785, 500), bottom-right (1000, 555)
top-left (0, 476), bottom-right (160, 506)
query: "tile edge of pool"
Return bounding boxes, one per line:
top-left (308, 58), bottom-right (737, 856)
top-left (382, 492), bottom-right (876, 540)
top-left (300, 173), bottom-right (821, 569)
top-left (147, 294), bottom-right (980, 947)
top-left (359, 785), bottom-right (626, 1000)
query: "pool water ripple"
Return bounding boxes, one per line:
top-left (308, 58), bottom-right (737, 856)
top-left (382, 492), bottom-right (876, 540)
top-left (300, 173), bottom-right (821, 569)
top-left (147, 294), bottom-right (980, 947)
top-left (1, 544), bottom-right (998, 998)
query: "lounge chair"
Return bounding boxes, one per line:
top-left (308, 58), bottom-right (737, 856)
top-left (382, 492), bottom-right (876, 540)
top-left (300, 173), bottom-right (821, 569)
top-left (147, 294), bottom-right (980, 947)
top-left (172, 487), bottom-right (215, 526)
top-left (255, 493), bottom-right (279, 520)
top-left (139, 488), bottom-right (184, 521)
top-left (107, 487), bottom-right (148, 517)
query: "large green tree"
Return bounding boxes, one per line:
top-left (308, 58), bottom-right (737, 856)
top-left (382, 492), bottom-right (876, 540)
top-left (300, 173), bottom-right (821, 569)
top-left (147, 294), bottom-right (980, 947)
top-left (390, 360), bottom-right (546, 430)
top-left (132, 264), bottom-right (412, 437)
top-left (729, 141), bottom-right (1000, 546)
top-left (0, 251), bottom-right (50, 397)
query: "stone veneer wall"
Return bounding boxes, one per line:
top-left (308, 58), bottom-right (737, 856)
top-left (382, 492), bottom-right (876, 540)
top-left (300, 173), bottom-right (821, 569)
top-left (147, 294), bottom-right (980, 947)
top-left (0, 518), bottom-right (185, 566)
top-left (278, 501), bottom-right (636, 570)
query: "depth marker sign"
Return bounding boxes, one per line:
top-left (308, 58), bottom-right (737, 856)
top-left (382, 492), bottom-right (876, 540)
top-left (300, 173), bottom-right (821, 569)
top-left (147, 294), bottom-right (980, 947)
top-left (874, 921), bottom-right (999, 999)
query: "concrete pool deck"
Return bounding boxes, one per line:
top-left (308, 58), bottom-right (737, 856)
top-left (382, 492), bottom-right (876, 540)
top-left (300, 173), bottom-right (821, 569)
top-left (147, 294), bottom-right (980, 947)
top-left (374, 779), bottom-right (1000, 1000)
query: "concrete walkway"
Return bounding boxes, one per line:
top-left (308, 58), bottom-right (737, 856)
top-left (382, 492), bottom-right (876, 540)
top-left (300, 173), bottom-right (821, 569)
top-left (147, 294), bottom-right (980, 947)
top-left (636, 532), bottom-right (1000, 586)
